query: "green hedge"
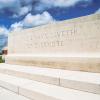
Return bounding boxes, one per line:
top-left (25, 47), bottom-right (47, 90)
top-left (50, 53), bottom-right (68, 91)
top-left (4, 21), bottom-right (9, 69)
top-left (0, 56), bottom-right (3, 63)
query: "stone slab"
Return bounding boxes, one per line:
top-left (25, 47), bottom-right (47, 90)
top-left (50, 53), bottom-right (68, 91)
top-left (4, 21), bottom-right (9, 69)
top-left (0, 87), bottom-right (30, 100)
top-left (6, 14), bottom-right (100, 72)
top-left (19, 81), bottom-right (100, 100)
top-left (0, 73), bottom-right (32, 93)
top-left (5, 56), bottom-right (100, 73)
top-left (0, 70), bottom-right (100, 100)
top-left (0, 63), bottom-right (100, 94)
top-left (60, 69), bottom-right (100, 94)
top-left (8, 14), bottom-right (100, 55)
top-left (0, 63), bottom-right (60, 85)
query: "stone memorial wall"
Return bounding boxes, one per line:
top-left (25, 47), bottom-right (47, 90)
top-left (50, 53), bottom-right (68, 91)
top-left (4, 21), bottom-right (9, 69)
top-left (5, 14), bottom-right (100, 72)
top-left (8, 14), bottom-right (100, 56)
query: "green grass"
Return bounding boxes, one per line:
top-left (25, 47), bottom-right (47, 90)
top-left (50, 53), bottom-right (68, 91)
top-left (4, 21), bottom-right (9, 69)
top-left (0, 56), bottom-right (3, 63)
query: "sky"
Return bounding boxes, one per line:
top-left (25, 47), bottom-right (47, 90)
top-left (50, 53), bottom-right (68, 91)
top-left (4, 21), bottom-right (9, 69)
top-left (0, 0), bottom-right (100, 52)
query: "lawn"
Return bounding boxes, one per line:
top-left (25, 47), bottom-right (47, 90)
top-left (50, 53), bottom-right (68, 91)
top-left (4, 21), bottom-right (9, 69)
top-left (0, 56), bottom-right (3, 63)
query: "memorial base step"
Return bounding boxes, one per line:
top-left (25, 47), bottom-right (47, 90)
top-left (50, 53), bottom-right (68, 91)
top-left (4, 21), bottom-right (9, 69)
top-left (0, 63), bottom-right (100, 94)
top-left (0, 72), bottom-right (100, 100)
top-left (5, 55), bottom-right (100, 73)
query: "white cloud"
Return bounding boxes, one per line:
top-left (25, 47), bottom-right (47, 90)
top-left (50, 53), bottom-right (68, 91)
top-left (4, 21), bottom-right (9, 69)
top-left (95, 8), bottom-right (100, 14)
top-left (0, 0), bottom-right (33, 17)
top-left (35, 0), bottom-right (92, 11)
top-left (0, 0), bottom-right (19, 9)
top-left (0, 0), bottom-right (93, 17)
top-left (11, 11), bottom-right (55, 31)
top-left (0, 26), bottom-right (8, 36)
top-left (41, 0), bottom-right (84, 7)
top-left (13, 5), bottom-right (32, 17)
top-left (10, 22), bottom-right (23, 31)
top-left (19, 6), bottom-right (32, 16)
top-left (23, 11), bottom-right (55, 27)
top-left (0, 26), bottom-right (8, 50)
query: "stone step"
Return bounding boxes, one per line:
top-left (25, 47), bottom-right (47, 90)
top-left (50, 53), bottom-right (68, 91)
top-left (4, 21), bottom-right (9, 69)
top-left (0, 72), bottom-right (33, 93)
top-left (0, 73), bottom-right (100, 100)
top-left (0, 63), bottom-right (100, 94)
top-left (0, 87), bottom-right (30, 100)
top-left (5, 55), bottom-right (100, 73)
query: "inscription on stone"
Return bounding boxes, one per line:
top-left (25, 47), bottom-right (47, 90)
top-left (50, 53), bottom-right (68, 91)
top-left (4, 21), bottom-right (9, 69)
top-left (8, 14), bottom-right (100, 54)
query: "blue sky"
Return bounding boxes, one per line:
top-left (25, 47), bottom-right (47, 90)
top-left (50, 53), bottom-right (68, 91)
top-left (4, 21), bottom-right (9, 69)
top-left (0, 0), bottom-right (100, 52)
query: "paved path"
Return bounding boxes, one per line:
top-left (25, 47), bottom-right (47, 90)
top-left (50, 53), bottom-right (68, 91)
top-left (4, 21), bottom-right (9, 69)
top-left (0, 87), bottom-right (30, 100)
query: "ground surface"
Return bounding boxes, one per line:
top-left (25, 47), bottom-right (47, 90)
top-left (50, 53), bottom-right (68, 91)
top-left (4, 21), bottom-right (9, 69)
top-left (0, 87), bottom-right (30, 100)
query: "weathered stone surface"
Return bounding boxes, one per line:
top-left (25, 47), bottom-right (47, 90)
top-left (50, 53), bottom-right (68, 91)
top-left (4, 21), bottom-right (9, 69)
top-left (6, 13), bottom-right (100, 72)
top-left (8, 14), bottom-right (100, 55)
